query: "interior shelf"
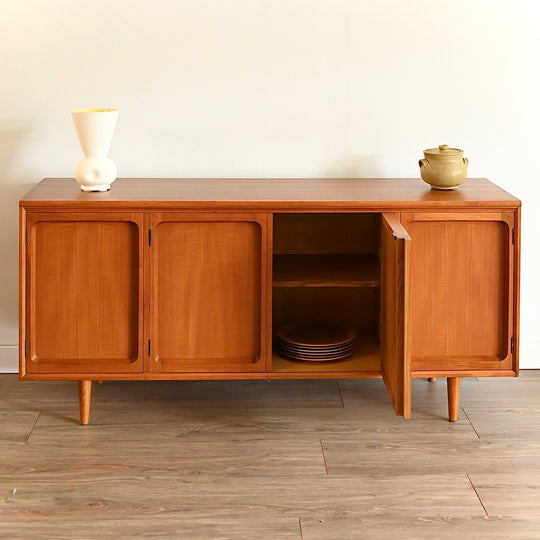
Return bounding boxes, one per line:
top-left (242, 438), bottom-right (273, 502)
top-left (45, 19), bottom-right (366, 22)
top-left (273, 254), bottom-right (380, 288)
top-left (272, 333), bottom-right (380, 375)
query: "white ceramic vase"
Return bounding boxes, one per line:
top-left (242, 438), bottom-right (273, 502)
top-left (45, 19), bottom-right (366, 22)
top-left (72, 108), bottom-right (119, 192)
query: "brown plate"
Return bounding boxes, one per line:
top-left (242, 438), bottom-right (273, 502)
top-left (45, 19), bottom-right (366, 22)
top-left (277, 348), bottom-right (354, 362)
top-left (277, 324), bottom-right (357, 348)
top-left (277, 342), bottom-right (354, 356)
top-left (277, 340), bottom-right (355, 353)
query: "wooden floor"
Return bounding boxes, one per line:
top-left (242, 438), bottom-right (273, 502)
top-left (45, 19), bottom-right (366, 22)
top-left (1, 372), bottom-right (540, 539)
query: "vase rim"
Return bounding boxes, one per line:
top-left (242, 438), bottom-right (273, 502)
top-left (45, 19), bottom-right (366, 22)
top-left (72, 108), bottom-right (118, 114)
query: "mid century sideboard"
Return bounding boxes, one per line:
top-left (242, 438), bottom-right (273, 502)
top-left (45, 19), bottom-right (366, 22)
top-left (19, 178), bottom-right (521, 424)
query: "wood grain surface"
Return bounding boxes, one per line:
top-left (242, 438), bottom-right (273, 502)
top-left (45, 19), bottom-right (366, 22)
top-left (404, 213), bottom-right (516, 374)
top-left (380, 213), bottom-right (411, 417)
top-left (25, 213), bottom-right (143, 374)
top-left (150, 214), bottom-right (266, 372)
top-left (273, 254), bottom-right (380, 287)
top-left (20, 177), bottom-right (521, 210)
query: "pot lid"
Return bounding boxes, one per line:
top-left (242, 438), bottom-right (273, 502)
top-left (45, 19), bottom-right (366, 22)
top-left (424, 144), bottom-right (463, 156)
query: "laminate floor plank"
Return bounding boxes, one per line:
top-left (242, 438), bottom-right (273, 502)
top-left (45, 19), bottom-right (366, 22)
top-left (463, 407), bottom-right (540, 440)
top-left (2, 430), bottom-right (327, 478)
top-left (340, 377), bottom-right (470, 418)
top-left (0, 410), bottom-right (39, 445)
top-left (469, 472), bottom-right (540, 517)
top-left (321, 438), bottom-right (540, 476)
top-left (0, 517), bottom-right (301, 539)
top-left (91, 379), bottom-right (345, 407)
top-left (411, 372), bottom-right (540, 410)
top-left (2, 378), bottom-right (346, 405)
top-left (341, 373), bottom-right (540, 418)
top-left (0, 376), bottom-right (76, 402)
top-left (0, 474), bottom-right (483, 522)
top-left (300, 516), bottom-right (540, 540)
top-left (2, 377), bottom-right (346, 425)
top-left (33, 403), bottom-right (479, 443)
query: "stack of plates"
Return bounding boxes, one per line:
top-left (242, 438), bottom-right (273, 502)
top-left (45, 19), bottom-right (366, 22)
top-left (276, 324), bottom-right (356, 362)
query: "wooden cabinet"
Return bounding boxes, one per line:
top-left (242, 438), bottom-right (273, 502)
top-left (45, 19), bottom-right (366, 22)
top-left (19, 178), bottom-right (520, 424)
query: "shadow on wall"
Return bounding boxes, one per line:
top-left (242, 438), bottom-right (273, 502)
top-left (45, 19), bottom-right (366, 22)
top-left (323, 154), bottom-right (380, 178)
top-left (0, 129), bottom-right (30, 179)
top-left (0, 127), bottom-right (38, 200)
top-left (0, 129), bottom-right (38, 341)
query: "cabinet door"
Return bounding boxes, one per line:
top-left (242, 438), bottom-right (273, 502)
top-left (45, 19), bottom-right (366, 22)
top-left (402, 212), bottom-right (516, 373)
top-left (380, 214), bottom-right (412, 418)
top-left (24, 213), bottom-right (144, 375)
top-left (149, 213), bottom-right (267, 372)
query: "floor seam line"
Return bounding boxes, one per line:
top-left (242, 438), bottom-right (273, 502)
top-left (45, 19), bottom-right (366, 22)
top-left (467, 473), bottom-right (489, 517)
top-left (463, 408), bottom-right (481, 439)
top-left (25, 411), bottom-right (42, 444)
top-left (320, 439), bottom-right (329, 475)
top-left (336, 379), bottom-right (345, 408)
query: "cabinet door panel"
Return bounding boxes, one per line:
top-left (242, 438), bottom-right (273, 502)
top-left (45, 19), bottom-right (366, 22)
top-left (150, 214), bottom-right (266, 372)
top-left (26, 213), bottom-right (144, 374)
top-left (404, 213), bottom-right (515, 372)
top-left (380, 213), bottom-right (411, 418)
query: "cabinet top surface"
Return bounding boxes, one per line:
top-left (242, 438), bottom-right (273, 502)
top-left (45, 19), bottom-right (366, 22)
top-left (20, 178), bottom-right (521, 210)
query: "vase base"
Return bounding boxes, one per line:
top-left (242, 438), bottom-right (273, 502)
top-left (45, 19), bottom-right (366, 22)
top-left (75, 157), bottom-right (117, 192)
top-left (80, 184), bottom-right (111, 192)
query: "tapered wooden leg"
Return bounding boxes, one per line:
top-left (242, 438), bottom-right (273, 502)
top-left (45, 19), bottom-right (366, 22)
top-left (447, 377), bottom-right (460, 422)
top-left (78, 380), bottom-right (92, 425)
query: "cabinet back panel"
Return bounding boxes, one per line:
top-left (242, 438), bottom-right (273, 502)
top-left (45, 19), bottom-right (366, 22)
top-left (272, 288), bottom-right (378, 335)
top-left (273, 213), bottom-right (380, 254)
top-left (155, 221), bottom-right (261, 365)
top-left (29, 221), bottom-right (140, 370)
top-left (409, 220), bottom-right (509, 362)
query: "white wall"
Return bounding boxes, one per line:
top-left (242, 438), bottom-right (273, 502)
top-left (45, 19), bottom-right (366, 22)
top-left (1, 0), bottom-right (539, 370)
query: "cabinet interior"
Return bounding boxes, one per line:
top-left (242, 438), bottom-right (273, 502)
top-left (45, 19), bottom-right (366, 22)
top-left (272, 213), bottom-right (382, 374)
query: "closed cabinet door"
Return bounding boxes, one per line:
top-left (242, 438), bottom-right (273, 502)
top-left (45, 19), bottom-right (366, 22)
top-left (401, 212), bottom-right (517, 374)
top-left (24, 213), bottom-right (144, 375)
top-left (148, 213), bottom-right (267, 372)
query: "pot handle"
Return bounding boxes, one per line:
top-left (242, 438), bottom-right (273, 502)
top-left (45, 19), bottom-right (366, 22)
top-left (419, 158), bottom-right (429, 168)
top-left (463, 157), bottom-right (469, 166)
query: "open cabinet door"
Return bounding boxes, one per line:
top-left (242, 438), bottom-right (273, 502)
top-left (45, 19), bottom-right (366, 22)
top-left (380, 213), bottom-right (412, 418)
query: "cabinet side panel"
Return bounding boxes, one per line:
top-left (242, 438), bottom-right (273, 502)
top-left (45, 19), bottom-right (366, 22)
top-left (410, 220), bottom-right (509, 364)
top-left (29, 221), bottom-right (140, 371)
top-left (156, 221), bottom-right (261, 365)
top-left (19, 207), bottom-right (27, 378)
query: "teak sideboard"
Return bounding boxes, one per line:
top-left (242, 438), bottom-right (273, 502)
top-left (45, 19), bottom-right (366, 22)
top-left (19, 178), bottom-right (521, 424)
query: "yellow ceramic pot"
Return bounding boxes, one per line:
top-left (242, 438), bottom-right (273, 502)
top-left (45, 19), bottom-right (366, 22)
top-left (419, 144), bottom-right (468, 190)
